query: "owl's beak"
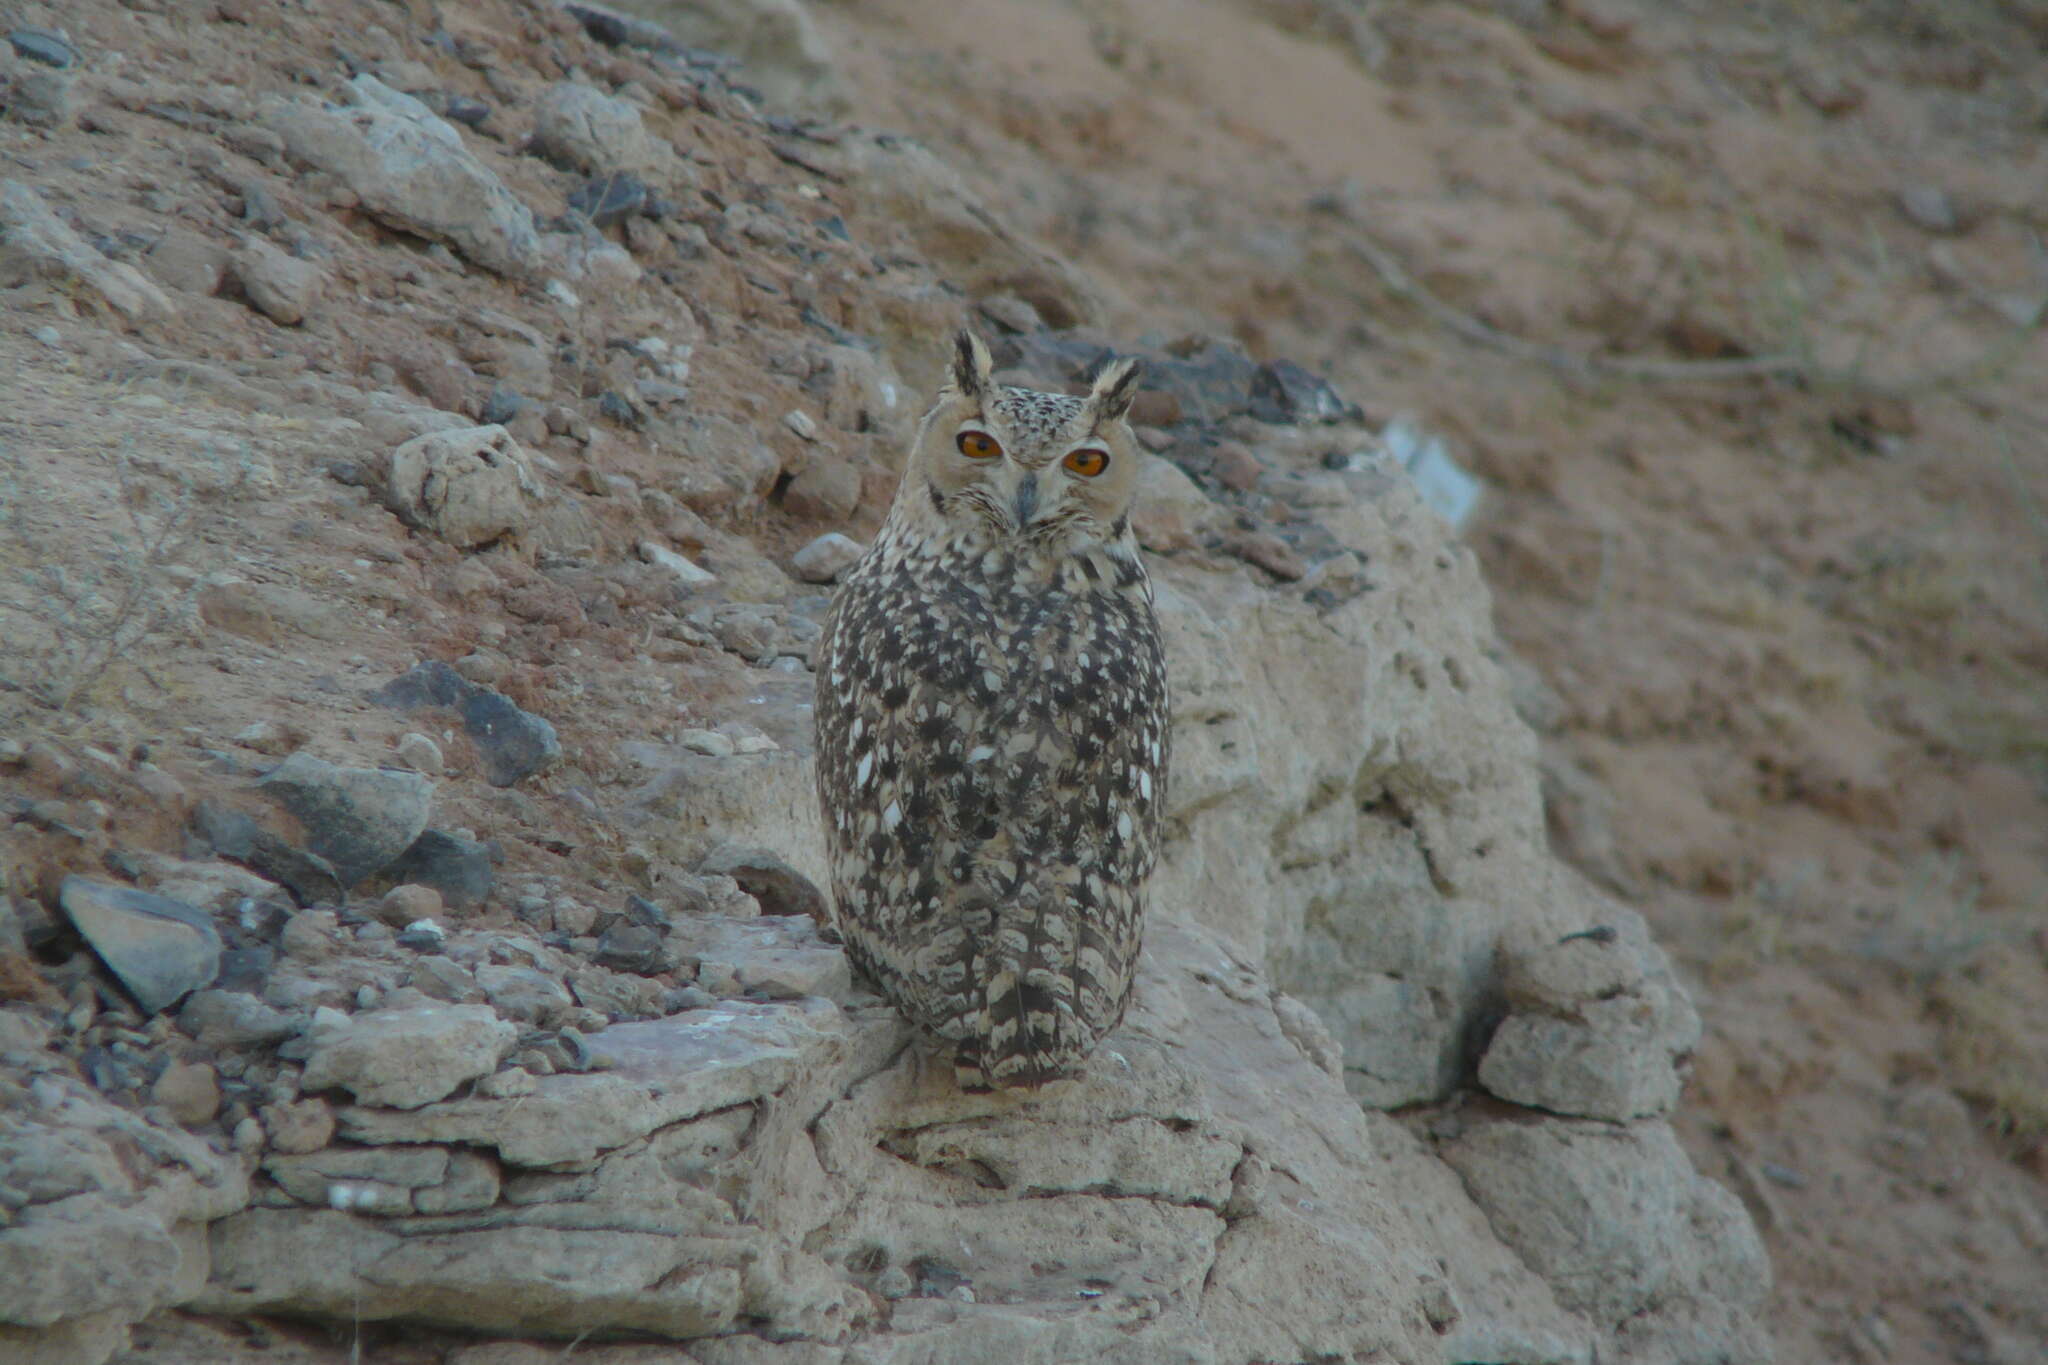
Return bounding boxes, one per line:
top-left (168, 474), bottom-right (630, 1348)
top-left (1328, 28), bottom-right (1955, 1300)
top-left (1011, 472), bottom-right (1040, 528)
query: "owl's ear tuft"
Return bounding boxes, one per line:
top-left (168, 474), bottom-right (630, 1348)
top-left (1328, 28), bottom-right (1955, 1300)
top-left (1087, 356), bottom-right (1142, 425)
top-left (951, 329), bottom-right (995, 403)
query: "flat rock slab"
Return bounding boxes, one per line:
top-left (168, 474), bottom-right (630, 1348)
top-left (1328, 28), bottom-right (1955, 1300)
top-left (300, 1003), bottom-right (517, 1110)
top-left (59, 876), bottom-right (220, 1013)
top-left (370, 660), bottom-right (561, 788)
top-left (197, 1210), bottom-right (743, 1338)
top-left (255, 751), bottom-right (434, 889)
top-left (340, 1002), bottom-right (845, 1167)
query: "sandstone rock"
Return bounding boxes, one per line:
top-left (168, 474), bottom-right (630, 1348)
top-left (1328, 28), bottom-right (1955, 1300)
top-left (1440, 1118), bottom-right (1770, 1332)
top-left (1130, 452), bottom-right (1217, 552)
top-left (142, 227), bottom-right (230, 296)
top-left (781, 452), bottom-right (863, 523)
top-left (149, 1060), bottom-right (221, 1126)
top-left (382, 424), bottom-right (542, 551)
top-left (696, 845), bottom-right (826, 922)
top-left (375, 884), bottom-right (443, 929)
top-left (0, 1071), bottom-right (247, 1353)
top-left (260, 1097), bottom-right (337, 1155)
top-left (298, 1003), bottom-right (517, 1109)
top-left (255, 751), bottom-right (435, 889)
top-left (337, 1001), bottom-right (844, 1166)
top-left (259, 76), bottom-right (543, 278)
top-left (58, 877), bottom-right (220, 1014)
top-left (198, 1212), bottom-right (744, 1338)
top-left (1478, 909), bottom-right (1702, 1121)
top-left (531, 82), bottom-right (672, 178)
top-left (180, 989), bottom-right (295, 1048)
top-left (229, 236), bottom-right (323, 325)
top-left (0, 180), bottom-right (173, 321)
top-left (790, 531), bottom-right (864, 583)
top-left (394, 731), bottom-right (444, 775)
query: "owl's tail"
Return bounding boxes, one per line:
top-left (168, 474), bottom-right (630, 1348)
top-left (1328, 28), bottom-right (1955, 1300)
top-left (963, 893), bottom-right (1087, 1090)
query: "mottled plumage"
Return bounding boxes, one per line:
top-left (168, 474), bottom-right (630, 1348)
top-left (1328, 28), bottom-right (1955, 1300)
top-left (814, 331), bottom-right (1169, 1090)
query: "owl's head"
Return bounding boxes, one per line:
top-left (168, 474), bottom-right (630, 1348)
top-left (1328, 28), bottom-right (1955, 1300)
top-left (902, 330), bottom-right (1144, 554)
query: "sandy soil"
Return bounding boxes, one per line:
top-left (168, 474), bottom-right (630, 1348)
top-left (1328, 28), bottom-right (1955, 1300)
top-left (809, 1), bottom-right (2048, 1359)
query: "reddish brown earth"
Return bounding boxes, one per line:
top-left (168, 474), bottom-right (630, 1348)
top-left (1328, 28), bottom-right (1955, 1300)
top-left (807, 2), bottom-right (2048, 1359)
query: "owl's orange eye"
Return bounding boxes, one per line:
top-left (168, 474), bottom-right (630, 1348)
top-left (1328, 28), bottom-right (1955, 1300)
top-left (956, 431), bottom-right (1002, 460)
top-left (1063, 447), bottom-right (1110, 478)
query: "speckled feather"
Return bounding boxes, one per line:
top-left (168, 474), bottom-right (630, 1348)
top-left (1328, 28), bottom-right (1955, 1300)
top-left (814, 341), bottom-right (1168, 1089)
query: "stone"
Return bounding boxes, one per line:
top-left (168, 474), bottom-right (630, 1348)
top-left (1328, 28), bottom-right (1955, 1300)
top-left (58, 877), bottom-right (221, 1014)
top-left (261, 1097), bottom-right (337, 1155)
top-left (1130, 453), bottom-right (1216, 553)
top-left (780, 452), bottom-right (863, 523)
top-left (383, 829), bottom-right (496, 909)
top-left (336, 1002), bottom-right (844, 1166)
top-left (0, 180), bottom-right (173, 322)
top-left (1478, 911), bottom-right (1702, 1121)
top-left (382, 424), bottom-right (542, 550)
top-left (143, 226), bottom-right (230, 296)
top-left (375, 884), bottom-right (444, 930)
top-left (696, 845), bottom-right (827, 922)
top-left (1897, 184), bottom-right (1959, 234)
top-left (255, 751), bottom-right (435, 889)
top-left (1247, 358), bottom-right (1354, 424)
top-left (531, 82), bottom-right (671, 178)
top-left (566, 172), bottom-right (648, 228)
top-left (369, 661), bottom-right (560, 788)
top-left (790, 531), bottom-right (864, 583)
top-left (150, 1059), bottom-right (221, 1126)
top-left (180, 989), bottom-right (295, 1048)
top-left (298, 1003), bottom-right (518, 1109)
top-left (258, 75), bottom-right (543, 278)
top-left (230, 236), bottom-right (324, 325)
top-left (1440, 1118), bottom-right (1770, 1335)
top-left (394, 731), bottom-right (444, 775)
top-left (409, 955), bottom-right (485, 1005)
top-left (475, 965), bottom-right (574, 1025)
top-left (638, 539), bottom-right (716, 587)
top-left (187, 800), bottom-right (345, 906)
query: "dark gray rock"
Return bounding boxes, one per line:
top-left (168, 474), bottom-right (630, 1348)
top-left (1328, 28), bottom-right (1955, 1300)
top-left (1248, 359), bottom-right (1357, 424)
top-left (368, 661), bottom-right (561, 788)
top-left (188, 800), bottom-right (343, 906)
top-left (383, 829), bottom-right (495, 909)
top-left (59, 876), bottom-right (221, 1014)
top-left (6, 28), bottom-right (77, 68)
top-left (594, 923), bottom-right (675, 975)
top-left (568, 172), bottom-right (648, 228)
top-left (255, 752), bottom-right (435, 889)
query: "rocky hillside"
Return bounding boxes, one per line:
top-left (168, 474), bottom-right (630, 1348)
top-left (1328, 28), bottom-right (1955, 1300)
top-left (1, 2), bottom-right (2042, 1364)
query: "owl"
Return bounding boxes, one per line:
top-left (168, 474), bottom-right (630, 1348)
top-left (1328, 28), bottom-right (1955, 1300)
top-left (813, 330), bottom-right (1170, 1091)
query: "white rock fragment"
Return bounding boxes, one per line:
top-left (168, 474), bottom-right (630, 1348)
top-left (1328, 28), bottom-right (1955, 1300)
top-left (1381, 415), bottom-right (1482, 531)
top-left (679, 729), bottom-right (737, 758)
top-left (639, 540), bottom-right (716, 586)
top-left (790, 532), bottom-right (864, 584)
top-left (783, 409), bottom-right (819, 441)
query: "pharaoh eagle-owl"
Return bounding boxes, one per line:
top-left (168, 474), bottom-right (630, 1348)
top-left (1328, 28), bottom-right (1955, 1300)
top-left (813, 330), bottom-right (1169, 1090)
